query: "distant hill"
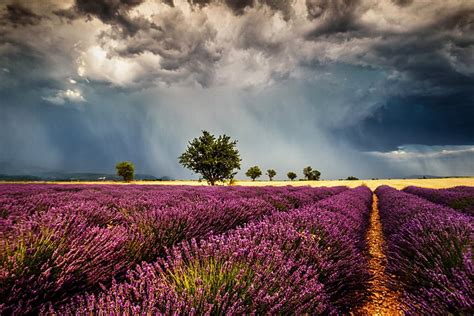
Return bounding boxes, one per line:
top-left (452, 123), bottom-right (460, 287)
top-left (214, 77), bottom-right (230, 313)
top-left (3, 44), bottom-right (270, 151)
top-left (405, 175), bottom-right (473, 179)
top-left (0, 174), bottom-right (43, 181)
top-left (405, 175), bottom-right (443, 179)
top-left (0, 161), bottom-right (169, 181)
top-left (0, 172), bottom-right (165, 181)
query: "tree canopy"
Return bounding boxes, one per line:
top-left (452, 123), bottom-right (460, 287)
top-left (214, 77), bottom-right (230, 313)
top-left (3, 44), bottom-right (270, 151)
top-left (178, 131), bottom-right (241, 185)
top-left (303, 166), bottom-right (321, 181)
top-left (266, 169), bottom-right (276, 181)
top-left (287, 172), bottom-right (297, 181)
top-left (116, 161), bottom-right (134, 182)
top-left (246, 166), bottom-right (262, 181)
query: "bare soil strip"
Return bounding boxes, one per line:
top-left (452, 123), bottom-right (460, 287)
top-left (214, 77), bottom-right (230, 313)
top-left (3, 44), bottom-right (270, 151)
top-left (355, 194), bottom-right (403, 315)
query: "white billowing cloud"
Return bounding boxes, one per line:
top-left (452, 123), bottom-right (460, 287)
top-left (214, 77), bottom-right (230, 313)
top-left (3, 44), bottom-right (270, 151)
top-left (442, 42), bottom-right (474, 76)
top-left (361, 0), bottom-right (473, 32)
top-left (2, 0), bottom-right (473, 91)
top-left (41, 0), bottom-right (339, 88)
top-left (367, 145), bottom-right (474, 160)
top-left (365, 145), bottom-right (474, 177)
top-left (42, 89), bottom-right (85, 105)
top-left (1, 2), bottom-right (109, 90)
top-left (81, 0), bottom-right (473, 90)
top-left (76, 45), bottom-right (150, 86)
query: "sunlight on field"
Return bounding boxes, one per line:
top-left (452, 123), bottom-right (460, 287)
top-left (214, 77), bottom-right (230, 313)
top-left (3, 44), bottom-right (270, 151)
top-left (232, 178), bottom-right (474, 190)
top-left (3, 177), bottom-right (473, 190)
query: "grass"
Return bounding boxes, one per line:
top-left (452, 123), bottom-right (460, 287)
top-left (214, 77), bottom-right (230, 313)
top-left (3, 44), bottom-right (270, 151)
top-left (165, 258), bottom-right (255, 299)
top-left (2, 177), bottom-right (473, 190)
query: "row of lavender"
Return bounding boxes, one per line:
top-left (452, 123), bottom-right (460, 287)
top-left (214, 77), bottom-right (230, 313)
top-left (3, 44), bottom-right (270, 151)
top-left (0, 185), bottom-right (346, 231)
top-left (403, 185), bottom-right (474, 216)
top-left (50, 186), bottom-right (372, 314)
top-left (0, 184), bottom-right (345, 227)
top-left (0, 184), bottom-right (345, 314)
top-left (376, 186), bottom-right (473, 314)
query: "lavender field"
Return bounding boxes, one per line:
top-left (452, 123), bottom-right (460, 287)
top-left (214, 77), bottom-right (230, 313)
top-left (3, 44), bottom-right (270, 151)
top-left (0, 184), bottom-right (472, 314)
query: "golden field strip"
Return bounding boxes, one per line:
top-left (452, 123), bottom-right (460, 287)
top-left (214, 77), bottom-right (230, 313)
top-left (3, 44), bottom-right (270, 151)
top-left (2, 177), bottom-right (473, 190)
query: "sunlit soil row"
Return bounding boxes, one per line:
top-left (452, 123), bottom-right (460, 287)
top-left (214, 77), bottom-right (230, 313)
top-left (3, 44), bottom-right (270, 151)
top-left (353, 195), bottom-right (403, 315)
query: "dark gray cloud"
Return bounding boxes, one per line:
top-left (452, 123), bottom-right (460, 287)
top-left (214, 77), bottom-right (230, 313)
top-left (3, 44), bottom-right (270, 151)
top-left (46, 0), bottom-right (474, 91)
top-left (305, 0), bottom-right (360, 36)
top-left (366, 8), bottom-right (474, 99)
top-left (0, 39), bottom-right (59, 91)
top-left (1, 3), bottom-right (45, 26)
top-left (223, 0), bottom-right (254, 15)
top-left (334, 92), bottom-right (474, 152)
top-left (186, 0), bottom-right (294, 19)
top-left (391, 0), bottom-right (413, 6)
top-left (260, 0), bottom-right (294, 20)
top-left (440, 8), bottom-right (474, 32)
top-left (162, 0), bottom-right (175, 7)
top-left (102, 8), bottom-right (221, 87)
top-left (54, 0), bottom-right (148, 36)
top-left (73, 0), bottom-right (144, 21)
top-left (0, 0), bottom-right (473, 178)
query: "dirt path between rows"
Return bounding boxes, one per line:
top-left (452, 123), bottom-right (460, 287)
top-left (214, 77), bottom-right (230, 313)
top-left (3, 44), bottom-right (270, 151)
top-left (355, 194), bottom-right (403, 315)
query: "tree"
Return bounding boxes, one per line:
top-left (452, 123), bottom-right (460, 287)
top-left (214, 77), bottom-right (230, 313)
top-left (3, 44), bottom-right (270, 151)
top-left (116, 161), bottom-right (134, 182)
top-left (346, 176), bottom-right (359, 180)
top-left (246, 166), bottom-right (262, 181)
top-left (303, 166), bottom-right (321, 181)
top-left (178, 131), bottom-right (241, 185)
top-left (287, 172), bottom-right (297, 181)
top-left (266, 169), bottom-right (276, 181)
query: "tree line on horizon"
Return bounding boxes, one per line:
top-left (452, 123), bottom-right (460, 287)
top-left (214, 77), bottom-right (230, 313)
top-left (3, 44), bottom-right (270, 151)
top-left (116, 131), bottom-right (359, 184)
top-left (178, 131), bottom-right (322, 185)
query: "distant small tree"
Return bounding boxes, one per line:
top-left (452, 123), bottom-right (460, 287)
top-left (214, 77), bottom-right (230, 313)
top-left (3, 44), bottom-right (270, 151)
top-left (178, 131), bottom-right (241, 185)
top-left (303, 166), bottom-right (321, 181)
top-left (346, 176), bottom-right (359, 180)
top-left (287, 172), bottom-right (297, 181)
top-left (116, 161), bottom-right (134, 182)
top-left (246, 166), bottom-right (262, 181)
top-left (266, 169), bottom-right (276, 181)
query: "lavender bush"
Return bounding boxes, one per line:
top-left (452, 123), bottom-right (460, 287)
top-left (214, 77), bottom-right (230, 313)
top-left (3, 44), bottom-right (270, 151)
top-left (53, 237), bottom-right (332, 315)
top-left (51, 186), bottom-right (371, 314)
top-left (0, 184), bottom-right (345, 313)
top-left (376, 185), bottom-right (473, 314)
top-left (0, 210), bottom-right (129, 314)
top-left (403, 186), bottom-right (474, 216)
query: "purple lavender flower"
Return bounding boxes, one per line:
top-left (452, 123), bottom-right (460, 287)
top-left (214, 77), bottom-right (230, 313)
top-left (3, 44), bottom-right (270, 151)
top-left (403, 186), bottom-right (474, 216)
top-left (0, 184), bottom-right (346, 313)
top-left (50, 186), bottom-right (371, 314)
top-left (376, 185), bottom-right (473, 314)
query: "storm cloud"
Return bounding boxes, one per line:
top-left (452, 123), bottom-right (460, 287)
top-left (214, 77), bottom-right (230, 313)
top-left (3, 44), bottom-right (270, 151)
top-left (0, 0), bottom-right (472, 179)
top-left (2, 3), bottom-right (45, 26)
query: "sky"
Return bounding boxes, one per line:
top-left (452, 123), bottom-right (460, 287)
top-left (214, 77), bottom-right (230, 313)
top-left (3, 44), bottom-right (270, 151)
top-left (0, 0), bottom-right (473, 180)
